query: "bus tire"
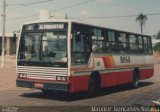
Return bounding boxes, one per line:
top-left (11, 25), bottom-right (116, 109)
top-left (88, 75), bottom-right (100, 96)
top-left (132, 69), bottom-right (140, 88)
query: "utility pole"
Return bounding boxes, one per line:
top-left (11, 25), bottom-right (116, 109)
top-left (158, 42), bottom-right (160, 56)
top-left (65, 14), bottom-right (68, 19)
top-left (1, 0), bottom-right (6, 68)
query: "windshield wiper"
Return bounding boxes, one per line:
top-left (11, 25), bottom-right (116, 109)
top-left (41, 51), bottom-right (51, 62)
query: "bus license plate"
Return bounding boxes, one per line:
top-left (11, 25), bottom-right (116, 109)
top-left (34, 83), bottom-right (44, 88)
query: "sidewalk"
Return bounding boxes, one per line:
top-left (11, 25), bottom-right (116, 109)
top-left (0, 55), bottom-right (26, 90)
top-left (1, 55), bottom-right (16, 68)
top-left (154, 55), bottom-right (160, 60)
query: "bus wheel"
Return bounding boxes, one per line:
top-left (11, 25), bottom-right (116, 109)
top-left (88, 78), bottom-right (99, 96)
top-left (132, 75), bottom-right (139, 88)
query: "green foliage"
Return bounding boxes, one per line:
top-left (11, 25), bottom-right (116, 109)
top-left (153, 42), bottom-right (160, 52)
top-left (155, 31), bottom-right (160, 39)
top-left (153, 31), bottom-right (160, 52)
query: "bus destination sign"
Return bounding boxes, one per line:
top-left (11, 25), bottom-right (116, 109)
top-left (25, 23), bottom-right (65, 30)
top-left (39, 24), bottom-right (64, 30)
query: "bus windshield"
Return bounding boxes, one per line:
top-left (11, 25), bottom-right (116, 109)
top-left (18, 31), bottom-right (67, 66)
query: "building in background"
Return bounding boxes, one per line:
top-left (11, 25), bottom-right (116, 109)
top-left (0, 10), bottom-right (50, 56)
top-left (0, 33), bottom-right (18, 55)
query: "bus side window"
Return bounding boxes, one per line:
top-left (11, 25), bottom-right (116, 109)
top-left (125, 34), bottom-right (130, 53)
top-left (143, 36), bottom-right (150, 54)
top-left (71, 24), bottom-right (93, 63)
top-left (129, 35), bottom-right (138, 53)
top-left (148, 37), bottom-right (153, 54)
top-left (138, 36), bottom-right (144, 53)
top-left (115, 32), bottom-right (126, 53)
top-left (106, 31), bottom-right (115, 53)
top-left (91, 28), bottom-right (105, 52)
top-left (106, 42), bottom-right (114, 52)
top-left (125, 45), bottom-right (130, 53)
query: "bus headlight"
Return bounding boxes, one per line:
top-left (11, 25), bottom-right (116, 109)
top-left (56, 76), bottom-right (68, 81)
top-left (56, 76), bottom-right (61, 81)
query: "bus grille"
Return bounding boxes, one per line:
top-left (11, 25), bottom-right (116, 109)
top-left (17, 66), bottom-right (68, 80)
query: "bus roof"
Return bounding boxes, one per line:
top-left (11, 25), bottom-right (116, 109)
top-left (23, 19), bottom-right (151, 37)
top-left (23, 19), bottom-right (70, 25)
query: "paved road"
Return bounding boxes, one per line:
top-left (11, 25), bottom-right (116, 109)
top-left (0, 57), bottom-right (159, 112)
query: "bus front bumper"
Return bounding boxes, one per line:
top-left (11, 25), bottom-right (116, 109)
top-left (16, 79), bottom-right (70, 92)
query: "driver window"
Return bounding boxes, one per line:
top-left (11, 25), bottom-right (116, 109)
top-left (72, 31), bottom-right (84, 52)
top-left (71, 25), bottom-right (92, 63)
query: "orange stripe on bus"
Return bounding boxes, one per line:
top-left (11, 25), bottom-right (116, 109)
top-left (102, 57), bottom-right (109, 68)
top-left (102, 56), bottom-right (114, 68)
top-left (109, 56), bottom-right (116, 67)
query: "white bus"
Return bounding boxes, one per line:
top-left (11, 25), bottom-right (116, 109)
top-left (16, 19), bottom-right (154, 95)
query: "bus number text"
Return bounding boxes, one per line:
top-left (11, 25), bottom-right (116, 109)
top-left (120, 56), bottom-right (131, 63)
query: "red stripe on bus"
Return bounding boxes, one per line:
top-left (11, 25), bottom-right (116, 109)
top-left (101, 71), bottom-right (133, 88)
top-left (69, 68), bottom-right (153, 93)
top-left (69, 75), bottom-right (90, 93)
top-left (140, 68), bottom-right (154, 80)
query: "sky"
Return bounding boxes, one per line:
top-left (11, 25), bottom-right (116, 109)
top-left (1, 0), bottom-right (160, 37)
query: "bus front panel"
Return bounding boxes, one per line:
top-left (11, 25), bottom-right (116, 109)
top-left (16, 22), bottom-right (71, 92)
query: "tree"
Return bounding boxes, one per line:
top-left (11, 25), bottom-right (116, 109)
top-left (153, 31), bottom-right (160, 56)
top-left (154, 31), bottom-right (160, 39)
top-left (136, 13), bottom-right (148, 33)
top-left (153, 42), bottom-right (160, 54)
